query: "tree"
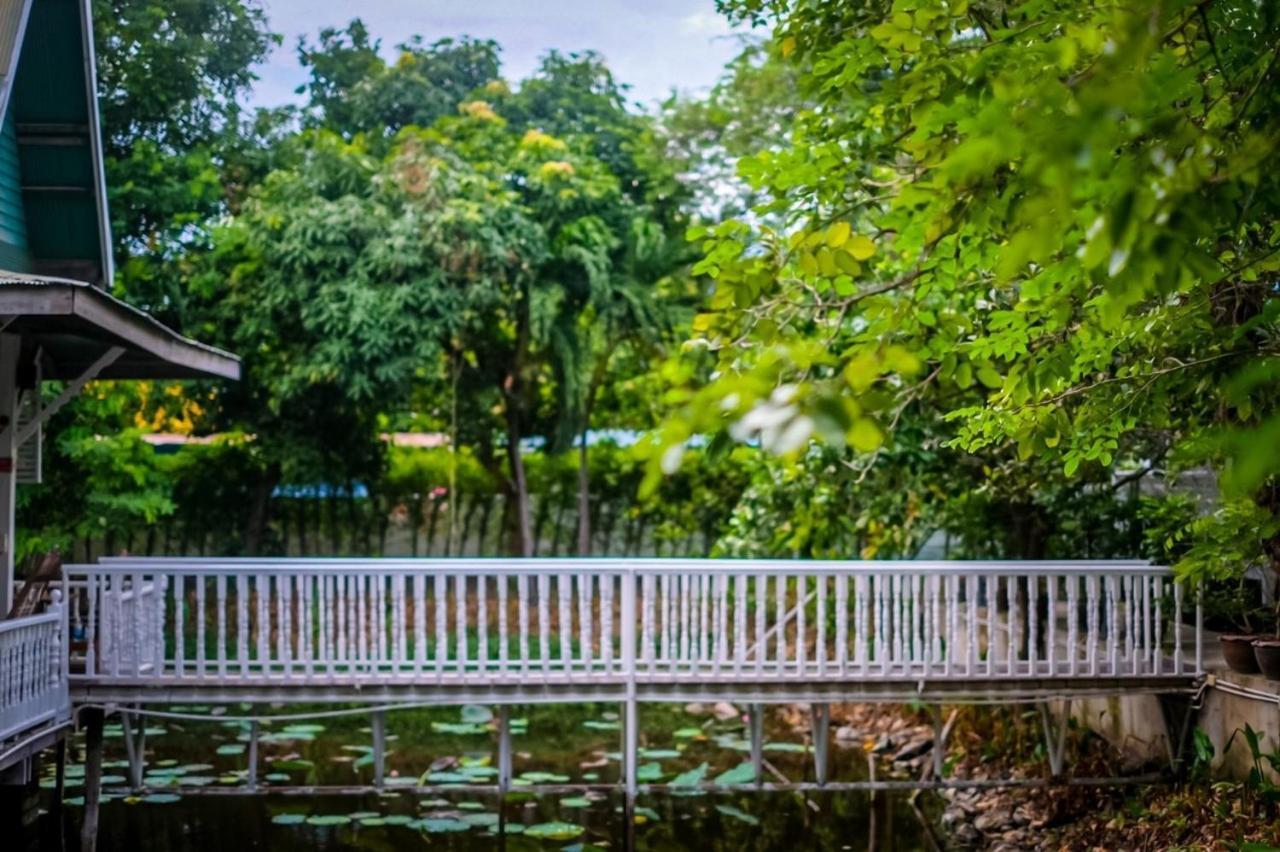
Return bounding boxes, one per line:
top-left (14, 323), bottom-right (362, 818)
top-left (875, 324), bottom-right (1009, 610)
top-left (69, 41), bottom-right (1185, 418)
top-left (93, 0), bottom-right (277, 267)
top-left (298, 20), bottom-right (500, 142)
top-left (658, 0), bottom-right (1280, 578)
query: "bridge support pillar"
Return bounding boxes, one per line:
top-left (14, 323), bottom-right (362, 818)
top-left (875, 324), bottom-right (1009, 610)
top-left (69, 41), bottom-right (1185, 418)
top-left (1038, 700), bottom-right (1071, 778)
top-left (121, 707), bottom-right (146, 790)
top-left (623, 697), bottom-right (638, 799)
top-left (80, 707), bottom-right (103, 852)
top-left (811, 703), bottom-right (829, 786)
top-left (497, 706), bottom-right (512, 793)
top-left (371, 711), bottom-right (386, 788)
top-left (748, 704), bottom-right (764, 788)
top-left (246, 720), bottom-right (259, 791)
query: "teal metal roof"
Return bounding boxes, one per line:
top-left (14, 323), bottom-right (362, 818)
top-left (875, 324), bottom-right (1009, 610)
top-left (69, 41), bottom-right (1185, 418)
top-left (0, 0), bottom-right (111, 287)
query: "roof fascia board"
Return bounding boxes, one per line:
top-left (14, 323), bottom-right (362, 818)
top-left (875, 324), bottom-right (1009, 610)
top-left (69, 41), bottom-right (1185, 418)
top-left (77, 0), bottom-right (112, 286)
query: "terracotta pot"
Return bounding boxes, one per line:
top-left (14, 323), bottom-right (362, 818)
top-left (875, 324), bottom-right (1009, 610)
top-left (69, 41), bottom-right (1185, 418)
top-left (1253, 638), bottom-right (1280, 681)
top-left (1220, 634), bottom-right (1262, 674)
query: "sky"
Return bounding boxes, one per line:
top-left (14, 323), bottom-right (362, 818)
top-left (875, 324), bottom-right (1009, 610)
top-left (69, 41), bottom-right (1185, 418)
top-left (248, 0), bottom-right (754, 112)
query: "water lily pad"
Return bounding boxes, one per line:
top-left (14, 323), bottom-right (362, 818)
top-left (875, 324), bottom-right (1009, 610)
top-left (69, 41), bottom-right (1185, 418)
top-left (671, 763), bottom-right (708, 788)
top-left (216, 744), bottom-right (246, 756)
top-left (357, 817), bottom-right (386, 827)
top-left (582, 772), bottom-right (599, 781)
top-left (142, 793), bottom-right (181, 804)
top-left (217, 774), bottom-right (243, 785)
top-left (271, 813), bottom-right (306, 825)
top-left (416, 817), bottom-right (469, 833)
top-left (100, 774), bottom-right (127, 785)
top-left (383, 815), bottom-right (414, 825)
top-left (638, 748), bottom-right (679, 759)
top-left (63, 797), bottom-right (85, 807)
top-left (178, 764), bottom-right (214, 773)
top-left (264, 773), bottom-right (290, 782)
top-left (431, 722), bottom-right (488, 735)
top-left (713, 762), bottom-right (757, 786)
top-left (382, 776), bottom-right (419, 787)
top-left (514, 771), bottom-right (570, 784)
top-left (306, 815), bottom-right (351, 826)
top-left (763, 742), bottom-right (807, 753)
top-left (560, 796), bottom-right (592, 808)
top-left (636, 762), bottom-right (664, 782)
top-left (633, 805), bottom-right (661, 823)
top-left (422, 771), bottom-right (469, 784)
top-left (418, 798), bottom-right (452, 808)
top-left (155, 759), bottom-right (179, 768)
top-left (179, 776), bottom-right (215, 787)
top-left (348, 811), bottom-right (380, 819)
top-left (459, 765), bottom-right (498, 778)
top-left (673, 727), bottom-right (705, 739)
top-left (460, 704), bottom-right (492, 724)
top-left (525, 822), bottom-right (584, 841)
top-left (715, 804), bottom-right (760, 826)
top-left (282, 723), bottom-right (325, 734)
top-left (462, 812), bottom-right (499, 827)
top-left (456, 801), bottom-right (486, 811)
top-left (582, 720), bottom-right (619, 731)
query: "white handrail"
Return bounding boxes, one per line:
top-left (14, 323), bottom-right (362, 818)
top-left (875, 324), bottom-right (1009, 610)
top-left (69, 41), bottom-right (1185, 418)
top-left (0, 593), bottom-right (70, 744)
top-left (62, 558), bottom-right (1199, 689)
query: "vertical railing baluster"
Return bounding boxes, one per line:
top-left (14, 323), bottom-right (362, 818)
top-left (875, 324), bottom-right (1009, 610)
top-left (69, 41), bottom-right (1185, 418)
top-left (815, 574), bottom-right (827, 675)
top-left (518, 573), bottom-right (530, 676)
top-left (173, 574), bottom-right (185, 678)
top-left (1087, 575), bottom-right (1099, 677)
top-left (538, 573), bottom-right (551, 676)
top-left (435, 574), bottom-right (448, 682)
top-left (578, 573), bottom-right (593, 677)
top-left (455, 572), bottom-right (468, 676)
top-left (601, 573), bottom-right (614, 673)
top-left (476, 573), bottom-right (488, 678)
top-left (796, 574), bottom-right (807, 676)
top-left (836, 574), bottom-right (848, 676)
top-left (729, 574), bottom-right (742, 675)
top-left (498, 573), bottom-right (510, 677)
top-left (1046, 574), bottom-right (1057, 676)
top-left (1065, 575), bottom-right (1078, 677)
top-left (775, 574), bottom-right (787, 673)
top-left (1173, 581), bottom-right (1184, 673)
top-left (560, 573), bottom-right (574, 674)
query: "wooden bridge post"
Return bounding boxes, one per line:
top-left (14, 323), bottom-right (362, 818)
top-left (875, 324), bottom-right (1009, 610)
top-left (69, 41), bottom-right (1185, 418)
top-left (371, 710), bottom-right (386, 788)
top-left (748, 704), bottom-right (764, 788)
top-left (811, 703), bottom-right (830, 786)
top-left (122, 706), bottom-right (146, 790)
top-left (80, 707), bottom-right (104, 852)
top-left (1039, 700), bottom-right (1071, 778)
top-left (497, 706), bottom-right (512, 793)
top-left (246, 719), bottom-right (259, 791)
top-left (931, 705), bottom-right (945, 779)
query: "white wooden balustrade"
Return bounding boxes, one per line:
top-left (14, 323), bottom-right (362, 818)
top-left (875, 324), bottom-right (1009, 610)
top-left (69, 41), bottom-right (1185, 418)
top-left (58, 558), bottom-right (1202, 704)
top-left (0, 592), bottom-right (70, 745)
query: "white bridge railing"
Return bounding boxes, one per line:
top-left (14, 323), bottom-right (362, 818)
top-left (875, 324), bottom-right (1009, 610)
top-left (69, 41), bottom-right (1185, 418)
top-left (0, 593), bottom-right (70, 744)
top-left (62, 559), bottom-right (1201, 693)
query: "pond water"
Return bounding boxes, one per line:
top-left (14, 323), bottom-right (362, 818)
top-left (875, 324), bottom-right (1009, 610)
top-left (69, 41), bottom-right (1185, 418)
top-left (20, 702), bottom-right (942, 850)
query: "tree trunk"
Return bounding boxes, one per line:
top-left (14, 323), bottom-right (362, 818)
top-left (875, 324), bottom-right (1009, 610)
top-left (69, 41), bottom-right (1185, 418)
top-left (505, 416), bottom-right (533, 557)
top-left (576, 436), bottom-right (592, 556)
top-left (244, 463), bottom-right (281, 556)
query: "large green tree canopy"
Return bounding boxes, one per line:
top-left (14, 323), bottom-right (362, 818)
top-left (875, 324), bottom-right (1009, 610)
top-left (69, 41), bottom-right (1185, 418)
top-left (655, 0), bottom-right (1280, 576)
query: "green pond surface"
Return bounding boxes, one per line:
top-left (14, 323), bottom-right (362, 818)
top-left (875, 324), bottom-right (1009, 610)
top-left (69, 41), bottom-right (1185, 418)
top-left (21, 702), bottom-right (941, 850)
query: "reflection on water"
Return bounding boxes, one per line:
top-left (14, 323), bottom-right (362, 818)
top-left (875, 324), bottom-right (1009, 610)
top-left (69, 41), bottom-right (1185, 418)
top-left (20, 702), bottom-right (941, 851)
